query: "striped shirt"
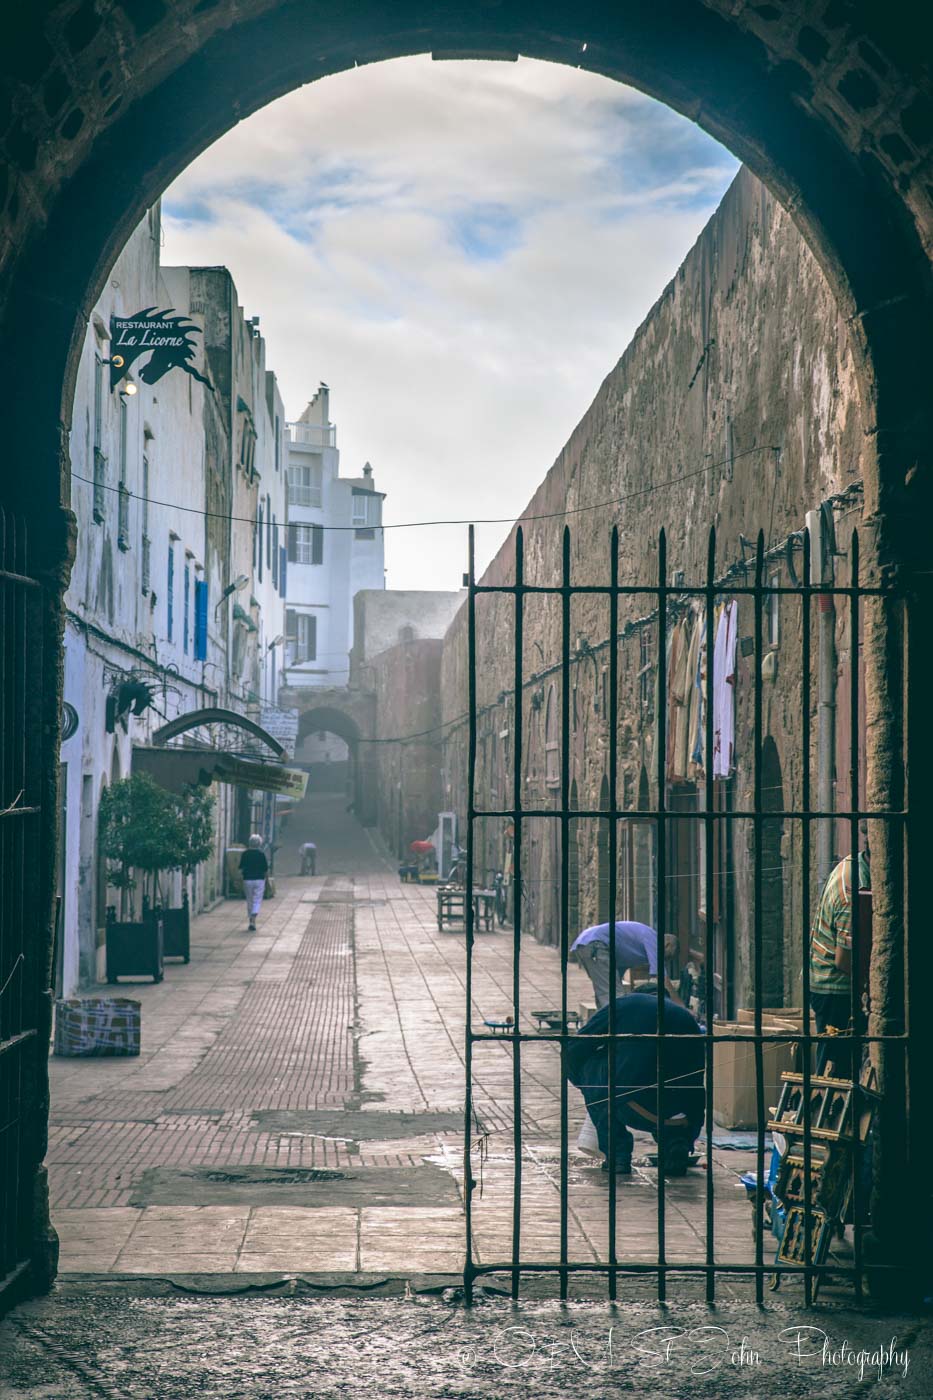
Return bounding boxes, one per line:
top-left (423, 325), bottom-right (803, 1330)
top-left (809, 852), bottom-right (870, 994)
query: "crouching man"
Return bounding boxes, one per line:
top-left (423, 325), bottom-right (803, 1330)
top-left (565, 983), bottom-right (705, 1176)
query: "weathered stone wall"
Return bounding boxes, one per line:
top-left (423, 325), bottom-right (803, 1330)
top-left (369, 639), bottom-right (446, 861)
top-left (440, 168), bottom-right (867, 1013)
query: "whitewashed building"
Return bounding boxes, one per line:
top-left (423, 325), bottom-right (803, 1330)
top-left (58, 208), bottom-right (287, 995)
top-left (283, 385), bottom-right (385, 691)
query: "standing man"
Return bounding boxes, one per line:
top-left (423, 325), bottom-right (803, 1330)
top-left (809, 826), bottom-right (871, 1077)
top-left (239, 834), bottom-right (269, 933)
top-left (571, 920), bottom-right (681, 1009)
top-left (566, 984), bottom-right (705, 1175)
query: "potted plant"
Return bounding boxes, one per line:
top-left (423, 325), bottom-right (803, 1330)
top-left (99, 773), bottom-right (170, 983)
top-left (152, 784), bottom-right (215, 962)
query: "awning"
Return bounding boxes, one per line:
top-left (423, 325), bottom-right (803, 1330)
top-left (151, 707), bottom-right (285, 758)
top-left (134, 746), bottom-right (308, 799)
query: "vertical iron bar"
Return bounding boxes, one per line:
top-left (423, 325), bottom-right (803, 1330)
top-left (607, 525), bottom-right (620, 1298)
top-left (703, 528), bottom-right (716, 1301)
top-left (559, 526), bottom-right (571, 1300)
top-left (801, 528), bottom-right (814, 1305)
top-left (655, 529), bottom-right (668, 1301)
top-left (753, 532), bottom-right (766, 1304)
top-left (463, 524), bottom-right (477, 1306)
top-left (511, 526), bottom-right (525, 1300)
top-left (849, 529), bottom-right (863, 1301)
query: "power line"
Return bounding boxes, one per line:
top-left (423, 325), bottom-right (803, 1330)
top-left (70, 444), bottom-right (778, 534)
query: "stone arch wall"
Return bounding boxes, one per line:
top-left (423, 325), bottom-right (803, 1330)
top-left (1, 0), bottom-right (930, 1301)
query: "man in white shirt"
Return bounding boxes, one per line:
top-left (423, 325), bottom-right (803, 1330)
top-left (571, 920), bottom-right (680, 1009)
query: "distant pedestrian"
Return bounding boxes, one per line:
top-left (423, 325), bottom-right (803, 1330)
top-left (239, 834), bottom-right (268, 932)
top-left (300, 840), bottom-right (317, 876)
top-left (571, 920), bottom-right (682, 1009)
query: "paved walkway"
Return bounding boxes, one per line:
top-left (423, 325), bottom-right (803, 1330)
top-left (49, 794), bottom-right (776, 1291)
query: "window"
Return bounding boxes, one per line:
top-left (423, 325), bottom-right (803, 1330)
top-left (141, 455), bottom-right (151, 593)
top-left (274, 414), bottom-right (281, 473)
top-left (544, 686), bottom-right (560, 789)
top-left (194, 578), bottom-right (208, 661)
top-left (257, 504), bottom-right (263, 582)
top-left (279, 545), bottom-right (287, 598)
top-left (116, 397), bottom-right (129, 549)
top-left (285, 609), bottom-right (317, 664)
top-left (638, 628), bottom-right (652, 709)
top-left (768, 571), bottom-right (780, 647)
top-left (351, 490), bottom-right (380, 528)
top-left (167, 540), bottom-right (175, 641)
top-left (288, 523), bottom-right (323, 565)
top-left (183, 560), bottom-right (190, 654)
top-left (239, 417), bottom-right (256, 476)
top-left (266, 494), bottom-right (272, 566)
top-left (288, 462), bottom-right (323, 508)
top-left (117, 482), bottom-right (130, 551)
top-left (93, 353), bottom-right (104, 452)
top-left (272, 519), bottom-right (278, 588)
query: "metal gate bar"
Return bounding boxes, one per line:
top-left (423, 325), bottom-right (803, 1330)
top-left (463, 520), bottom-right (907, 1301)
top-left (0, 508), bottom-right (43, 1299)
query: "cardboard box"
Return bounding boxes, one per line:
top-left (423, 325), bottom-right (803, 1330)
top-left (713, 1019), bottom-right (798, 1129)
top-left (54, 997), bottom-right (140, 1057)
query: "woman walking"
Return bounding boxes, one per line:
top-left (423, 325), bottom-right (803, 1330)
top-left (239, 834), bottom-right (268, 931)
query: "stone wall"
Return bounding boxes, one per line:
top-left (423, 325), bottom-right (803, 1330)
top-left (439, 168), bottom-right (867, 1014)
top-left (369, 639), bottom-right (446, 861)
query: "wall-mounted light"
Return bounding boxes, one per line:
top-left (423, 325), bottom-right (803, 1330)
top-left (123, 377), bottom-right (138, 396)
top-left (267, 635), bottom-right (284, 651)
top-left (214, 574), bottom-right (249, 616)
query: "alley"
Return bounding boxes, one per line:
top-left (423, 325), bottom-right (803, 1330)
top-left (51, 793), bottom-right (759, 1285)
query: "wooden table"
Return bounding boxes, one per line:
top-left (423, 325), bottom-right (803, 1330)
top-left (436, 887), bottom-right (496, 931)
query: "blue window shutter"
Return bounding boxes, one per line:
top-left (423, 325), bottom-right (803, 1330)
top-left (279, 546), bottom-right (287, 598)
top-left (258, 504), bottom-right (263, 582)
top-left (183, 563), bottom-right (190, 654)
top-left (194, 579), bottom-right (208, 661)
top-left (167, 543), bottom-right (174, 640)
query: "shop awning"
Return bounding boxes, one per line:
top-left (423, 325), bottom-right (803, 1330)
top-left (134, 746), bottom-right (308, 799)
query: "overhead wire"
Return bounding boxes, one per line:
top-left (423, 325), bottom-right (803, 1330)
top-left (69, 443), bottom-right (779, 533)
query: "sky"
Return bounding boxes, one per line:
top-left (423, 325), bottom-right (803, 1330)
top-left (162, 56), bottom-right (738, 591)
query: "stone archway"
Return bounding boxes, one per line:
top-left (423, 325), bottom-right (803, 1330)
top-left (0, 0), bottom-right (930, 1304)
top-left (286, 688), bottom-right (377, 826)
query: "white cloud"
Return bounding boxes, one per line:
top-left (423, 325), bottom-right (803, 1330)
top-left (163, 55), bottom-right (737, 589)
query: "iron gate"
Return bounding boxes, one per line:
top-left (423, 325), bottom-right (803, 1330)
top-left (462, 519), bottom-right (907, 1303)
top-left (0, 509), bottom-right (46, 1300)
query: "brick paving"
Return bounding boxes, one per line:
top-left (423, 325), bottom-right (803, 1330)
top-left (48, 792), bottom-right (796, 1291)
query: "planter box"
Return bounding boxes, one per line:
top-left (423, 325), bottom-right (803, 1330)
top-left (106, 913), bottom-right (163, 984)
top-left (54, 996), bottom-right (141, 1056)
top-left (157, 898), bottom-right (190, 962)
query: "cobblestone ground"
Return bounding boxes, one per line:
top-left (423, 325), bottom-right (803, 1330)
top-left (7, 793), bottom-right (923, 1395)
top-left (1, 1288), bottom-right (929, 1399)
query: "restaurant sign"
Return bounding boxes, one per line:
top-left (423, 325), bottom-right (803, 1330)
top-left (109, 308), bottom-right (213, 392)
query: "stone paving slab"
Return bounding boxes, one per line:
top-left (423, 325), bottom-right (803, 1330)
top-left (47, 795), bottom-right (823, 1293)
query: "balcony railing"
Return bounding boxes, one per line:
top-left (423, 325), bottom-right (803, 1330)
top-left (288, 422), bottom-right (336, 449)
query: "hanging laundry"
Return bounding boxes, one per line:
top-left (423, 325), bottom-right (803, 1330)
top-left (675, 605), bottom-right (703, 781)
top-left (661, 616), bottom-right (689, 789)
top-left (688, 608), bottom-right (707, 775)
top-left (712, 599), bottom-right (738, 779)
top-left (664, 616), bottom-right (685, 780)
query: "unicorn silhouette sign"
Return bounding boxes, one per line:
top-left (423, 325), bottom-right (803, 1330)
top-left (109, 308), bottom-right (213, 392)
